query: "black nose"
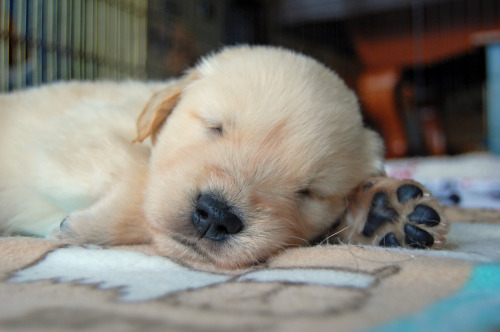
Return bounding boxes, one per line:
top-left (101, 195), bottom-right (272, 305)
top-left (192, 193), bottom-right (244, 241)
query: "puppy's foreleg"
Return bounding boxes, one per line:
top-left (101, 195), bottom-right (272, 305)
top-left (0, 190), bottom-right (68, 237)
top-left (54, 177), bottom-right (152, 245)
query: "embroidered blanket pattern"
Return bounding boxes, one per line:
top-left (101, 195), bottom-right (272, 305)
top-left (1, 215), bottom-right (500, 332)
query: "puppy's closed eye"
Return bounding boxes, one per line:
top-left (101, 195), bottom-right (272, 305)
top-left (197, 115), bottom-right (224, 137)
top-left (296, 188), bottom-right (312, 198)
top-left (207, 124), bottom-right (223, 136)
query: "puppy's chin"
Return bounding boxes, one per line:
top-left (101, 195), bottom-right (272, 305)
top-left (149, 235), bottom-right (262, 270)
top-left (148, 222), bottom-right (302, 270)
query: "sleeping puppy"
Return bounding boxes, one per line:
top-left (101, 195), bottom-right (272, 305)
top-left (0, 46), bottom-right (449, 269)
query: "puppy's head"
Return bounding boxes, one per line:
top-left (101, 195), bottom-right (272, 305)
top-left (137, 46), bottom-right (384, 269)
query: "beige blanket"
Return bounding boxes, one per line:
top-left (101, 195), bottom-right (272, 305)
top-left (1, 208), bottom-right (499, 332)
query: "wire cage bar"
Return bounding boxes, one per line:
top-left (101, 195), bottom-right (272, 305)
top-left (0, 0), bottom-right (147, 92)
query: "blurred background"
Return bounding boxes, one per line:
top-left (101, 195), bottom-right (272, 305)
top-left (1, 0), bottom-right (500, 158)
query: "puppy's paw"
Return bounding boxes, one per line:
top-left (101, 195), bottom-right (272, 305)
top-left (49, 211), bottom-right (109, 245)
top-left (47, 214), bottom-right (84, 243)
top-left (341, 177), bottom-right (449, 249)
top-left (50, 205), bottom-right (151, 246)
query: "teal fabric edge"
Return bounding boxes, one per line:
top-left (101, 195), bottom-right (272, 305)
top-left (367, 264), bottom-right (500, 332)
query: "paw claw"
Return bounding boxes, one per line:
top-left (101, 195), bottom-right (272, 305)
top-left (60, 216), bottom-right (70, 231)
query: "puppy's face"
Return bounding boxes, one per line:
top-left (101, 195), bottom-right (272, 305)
top-left (137, 46), bottom-right (383, 269)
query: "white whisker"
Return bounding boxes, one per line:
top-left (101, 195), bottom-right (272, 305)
top-left (287, 235), bottom-right (310, 246)
top-left (280, 217), bottom-right (300, 232)
top-left (319, 225), bottom-right (350, 245)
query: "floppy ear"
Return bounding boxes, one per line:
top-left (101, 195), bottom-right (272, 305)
top-left (134, 71), bottom-right (198, 144)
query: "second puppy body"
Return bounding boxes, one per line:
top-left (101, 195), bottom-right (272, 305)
top-left (0, 46), bottom-right (448, 269)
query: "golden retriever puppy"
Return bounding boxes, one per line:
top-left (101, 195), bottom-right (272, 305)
top-left (0, 46), bottom-right (448, 268)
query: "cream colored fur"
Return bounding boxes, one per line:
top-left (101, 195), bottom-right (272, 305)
top-left (0, 46), bottom-right (384, 268)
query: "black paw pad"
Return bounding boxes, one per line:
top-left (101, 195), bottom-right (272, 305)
top-left (362, 192), bottom-right (398, 237)
top-left (408, 205), bottom-right (440, 227)
top-left (371, 191), bottom-right (390, 207)
top-left (397, 184), bottom-right (423, 204)
top-left (404, 223), bottom-right (434, 249)
top-left (380, 232), bottom-right (401, 247)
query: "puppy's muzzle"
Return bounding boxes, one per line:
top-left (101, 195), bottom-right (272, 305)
top-left (192, 192), bottom-right (244, 241)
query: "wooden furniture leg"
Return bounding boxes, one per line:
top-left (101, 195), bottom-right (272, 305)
top-left (358, 67), bottom-right (408, 158)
